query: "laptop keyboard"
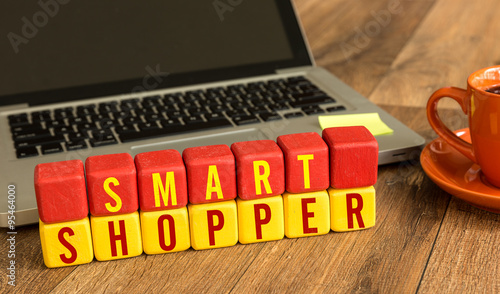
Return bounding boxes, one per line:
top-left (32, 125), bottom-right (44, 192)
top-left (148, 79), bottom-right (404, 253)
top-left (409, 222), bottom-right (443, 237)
top-left (8, 76), bottom-right (345, 158)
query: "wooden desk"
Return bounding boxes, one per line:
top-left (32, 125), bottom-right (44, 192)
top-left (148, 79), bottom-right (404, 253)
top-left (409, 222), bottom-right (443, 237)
top-left (2, 0), bottom-right (500, 292)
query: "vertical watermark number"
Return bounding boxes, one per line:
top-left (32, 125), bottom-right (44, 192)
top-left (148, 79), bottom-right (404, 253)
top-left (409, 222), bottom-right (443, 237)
top-left (7, 184), bottom-right (17, 287)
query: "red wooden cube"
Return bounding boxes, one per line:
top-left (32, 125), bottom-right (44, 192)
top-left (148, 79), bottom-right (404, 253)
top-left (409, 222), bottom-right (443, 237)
top-left (182, 144), bottom-right (236, 204)
top-left (322, 126), bottom-right (378, 189)
top-left (231, 140), bottom-right (285, 200)
top-left (34, 160), bottom-right (88, 223)
top-left (277, 132), bottom-right (329, 193)
top-left (85, 153), bottom-right (138, 216)
top-left (135, 149), bottom-right (188, 211)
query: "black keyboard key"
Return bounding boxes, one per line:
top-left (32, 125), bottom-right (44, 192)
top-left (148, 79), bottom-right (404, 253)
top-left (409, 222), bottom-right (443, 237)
top-left (76, 105), bottom-right (97, 116)
top-left (45, 119), bottom-right (68, 128)
top-left (68, 116), bottom-right (88, 125)
top-left (115, 125), bottom-right (137, 134)
top-left (269, 103), bottom-right (291, 111)
top-left (247, 106), bottom-right (269, 114)
top-left (290, 97), bottom-right (336, 108)
top-left (66, 140), bottom-right (88, 151)
top-left (53, 125), bottom-right (74, 134)
top-left (11, 124), bottom-right (46, 138)
top-left (138, 122), bottom-right (160, 131)
top-left (68, 131), bottom-right (89, 141)
top-left (292, 91), bottom-right (330, 101)
top-left (119, 119), bottom-right (233, 143)
top-left (31, 110), bottom-right (52, 122)
top-left (16, 146), bottom-right (39, 158)
top-left (327, 105), bottom-right (347, 112)
top-left (91, 129), bottom-right (114, 139)
top-left (284, 112), bottom-right (304, 119)
top-left (188, 108), bottom-right (209, 116)
top-left (302, 106), bottom-right (325, 115)
top-left (159, 118), bottom-right (183, 128)
top-left (97, 118), bottom-right (119, 128)
top-left (122, 116), bottom-right (143, 125)
top-left (144, 113), bottom-right (164, 123)
top-left (15, 134), bottom-right (65, 148)
top-left (89, 135), bottom-right (118, 147)
top-left (184, 115), bottom-right (204, 124)
top-left (41, 143), bottom-right (64, 154)
top-left (259, 112), bottom-right (282, 122)
top-left (13, 129), bottom-right (51, 141)
top-left (205, 112), bottom-right (226, 121)
top-left (8, 113), bottom-right (29, 126)
top-left (232, 115), bottom-right (260, 126)
top-left (11, 122), bottom-right (43, 133)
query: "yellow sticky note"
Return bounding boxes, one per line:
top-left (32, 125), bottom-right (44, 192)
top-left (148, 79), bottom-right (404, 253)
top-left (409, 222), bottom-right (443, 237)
top-left (318, 113), bottom-right (393, 136)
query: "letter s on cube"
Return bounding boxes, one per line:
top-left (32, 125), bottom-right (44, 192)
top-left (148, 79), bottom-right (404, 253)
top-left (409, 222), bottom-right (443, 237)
top-left (85, 153), bottom-right (138, 216)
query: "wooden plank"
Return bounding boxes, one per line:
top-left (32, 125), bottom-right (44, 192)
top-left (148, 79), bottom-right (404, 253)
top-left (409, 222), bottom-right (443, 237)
top-left (417, 199), bottom-right (500, 293)
top-left (369, 0), bottom-right (500, 108)
top-left (293, 0), bottom-right (436, 97)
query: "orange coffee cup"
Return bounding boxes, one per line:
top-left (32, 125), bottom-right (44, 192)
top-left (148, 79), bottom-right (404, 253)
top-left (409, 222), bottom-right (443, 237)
top-left (427, 65), bottom-right (500, 187)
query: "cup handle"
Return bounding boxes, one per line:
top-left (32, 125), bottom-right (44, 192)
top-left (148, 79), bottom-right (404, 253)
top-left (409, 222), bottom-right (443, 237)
top-left (426, 86), bottom-right (476, 162)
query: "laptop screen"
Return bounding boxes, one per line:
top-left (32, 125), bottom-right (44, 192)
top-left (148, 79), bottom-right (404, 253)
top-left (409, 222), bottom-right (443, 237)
top-left (0, 0), bottom-right (311, 106)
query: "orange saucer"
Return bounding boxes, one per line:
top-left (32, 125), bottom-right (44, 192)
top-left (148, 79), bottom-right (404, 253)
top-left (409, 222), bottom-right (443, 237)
top-left (420, 128), bottom-right (500, 213)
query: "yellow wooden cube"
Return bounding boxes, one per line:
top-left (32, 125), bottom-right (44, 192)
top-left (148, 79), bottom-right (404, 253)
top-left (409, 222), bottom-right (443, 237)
top-left (188, 200), bottom-right (238, 250)
top-left (283, 190), bottom-right (330, 238)
top-left (90, 211), bottom-right (143, 261)
top-left (140, 207), bottom-right (190, 254)
top-left (237, 195), bottom-right (284, 244)
top-left (39, 217), bottom-right (93, 268)
top-left (328, 186), bottom-right (376, 232)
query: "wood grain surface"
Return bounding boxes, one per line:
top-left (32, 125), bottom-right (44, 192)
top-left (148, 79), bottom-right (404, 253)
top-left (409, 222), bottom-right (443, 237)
top-left (2, 0), bottom-right (500, 293)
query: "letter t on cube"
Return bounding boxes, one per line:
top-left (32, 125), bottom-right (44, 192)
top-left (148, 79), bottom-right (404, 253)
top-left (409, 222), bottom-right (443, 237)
top-left (277, 132), bottom-right (329, 193)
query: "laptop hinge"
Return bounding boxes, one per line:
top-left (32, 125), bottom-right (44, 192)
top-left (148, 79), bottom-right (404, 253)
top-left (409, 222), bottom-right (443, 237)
top-left (276, 66), bottom-right (314, 75)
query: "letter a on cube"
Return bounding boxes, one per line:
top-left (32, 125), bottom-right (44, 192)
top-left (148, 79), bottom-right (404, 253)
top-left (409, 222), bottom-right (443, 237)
top-left (283, 191), bottom-right (330, 238)
top-left (39, 217), bottom-right (94, 268)
top-left (140, 207), bottom-right (190, 255)
top-left (35, 160), bottom-right (88, 223)
top-left (237, 195), bottom-right (284, 244)
top-left (277, 132), bottom-right (329, 193)
top-left (90, 211), bottom-right (143, 261)
top-left (231, 140), bottom-right (285, 200)
top-left (322, 126), bottom-right (378, 189)
top-left (135, 150), bottom-right (188, 211)
top-left (328, 186), bottom-right (376, 232)
top-left (188, 200), bottom-right (238, 250)
top-left (86, 153), bottom-right (138, 216)
top-left (183, 145), bottom-right (236, 204)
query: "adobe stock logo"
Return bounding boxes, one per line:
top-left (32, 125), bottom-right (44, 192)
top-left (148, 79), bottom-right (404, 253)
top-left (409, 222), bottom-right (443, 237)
top-left (7, 0), bottom-right (71, 54)
top-left (340, 0), bottom-right (403, 62)
top-left (213, 0), bottom-right (243, 22)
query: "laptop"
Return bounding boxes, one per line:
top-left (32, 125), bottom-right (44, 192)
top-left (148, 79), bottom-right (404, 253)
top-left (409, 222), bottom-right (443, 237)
top-left (0, 0), bottom-right (425, 227)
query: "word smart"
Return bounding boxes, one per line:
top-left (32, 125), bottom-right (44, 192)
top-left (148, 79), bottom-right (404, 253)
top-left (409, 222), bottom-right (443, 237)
top-left (35, 126), bottom-right (378, 268)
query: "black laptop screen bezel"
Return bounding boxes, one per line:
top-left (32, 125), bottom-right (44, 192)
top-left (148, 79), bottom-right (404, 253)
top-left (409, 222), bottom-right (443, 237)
top-left (0, 0), bottom-right (312, 107)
